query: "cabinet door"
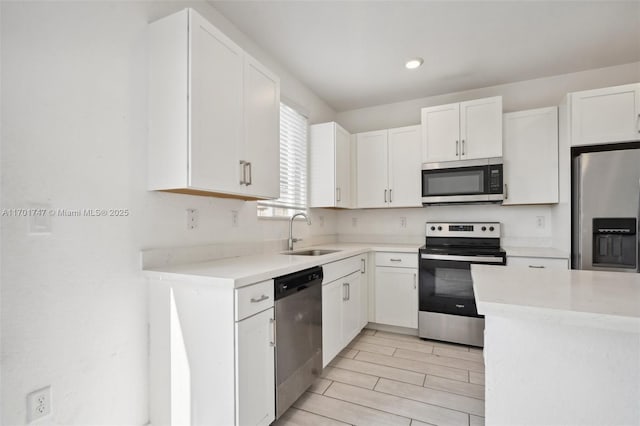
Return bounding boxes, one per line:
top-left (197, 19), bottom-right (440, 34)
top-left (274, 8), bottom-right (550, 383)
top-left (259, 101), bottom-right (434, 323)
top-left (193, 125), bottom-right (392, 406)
top-left (335, 124), bottom-right (351, 208)
top-left (421, 103), bottom-right (460, 163)
top-left (342, 271), bottom-right (361, 344)
top-left (388, 125), bottom-right (422, 207)
top-left (322, 279), bottom-right (343, 367)
top-left (503, 107), bottom-right (558, 205)
top-left (189, 11), bottom-right (243, 193)
top-left (243, 54), bottom-right (281, 199)
top-left (235, 308), bottom-right (275, 426)
top-left (570, 84), bottom-right (640, 146)
top-left (356, 130), bottom-right (389, 208)
top-left (460, 96), bottom-right (502, 160)
top-left (359, 256), bottom-right (369, 329)
top-left (375, 267), bottom-right (418, 329)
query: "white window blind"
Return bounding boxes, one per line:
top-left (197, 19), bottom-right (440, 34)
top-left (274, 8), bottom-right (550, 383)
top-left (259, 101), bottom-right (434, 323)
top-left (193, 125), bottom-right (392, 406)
top-left (258, 103), bottom-right (308, 217)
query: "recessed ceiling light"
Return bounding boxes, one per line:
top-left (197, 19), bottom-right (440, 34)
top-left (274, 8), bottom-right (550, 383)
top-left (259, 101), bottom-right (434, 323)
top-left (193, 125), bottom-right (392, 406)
top-left (405, 57), bottom-right (424, 70)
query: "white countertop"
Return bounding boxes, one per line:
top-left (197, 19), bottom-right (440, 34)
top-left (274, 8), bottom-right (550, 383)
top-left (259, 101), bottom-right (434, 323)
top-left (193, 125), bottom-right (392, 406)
top-left (143, 243), bottom-right (421, 288)
top-left (472, 264), bottom-right (640, 332)
top-left (503, 246), bottom-right (569, 259)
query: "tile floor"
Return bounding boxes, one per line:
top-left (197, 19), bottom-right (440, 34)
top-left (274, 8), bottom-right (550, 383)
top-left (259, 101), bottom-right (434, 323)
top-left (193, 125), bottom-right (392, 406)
top-left (275, 329), bottom-right (485, 426)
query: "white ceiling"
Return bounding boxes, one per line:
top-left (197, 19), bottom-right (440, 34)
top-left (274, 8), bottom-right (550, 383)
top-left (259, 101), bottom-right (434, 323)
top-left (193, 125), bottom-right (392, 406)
top-left (210, 1), bottom-right (640, 112)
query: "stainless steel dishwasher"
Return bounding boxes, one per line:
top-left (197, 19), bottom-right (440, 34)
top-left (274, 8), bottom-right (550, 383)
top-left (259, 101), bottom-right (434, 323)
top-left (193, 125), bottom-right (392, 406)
top-left (273, 266), bottom-right (323, 419)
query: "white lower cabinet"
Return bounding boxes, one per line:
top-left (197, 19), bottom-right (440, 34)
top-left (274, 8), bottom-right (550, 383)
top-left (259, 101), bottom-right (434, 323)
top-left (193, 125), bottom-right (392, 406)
top-left (322, 256), bottom-right (363, 367)
top-left (507, 256), bottom-right (569, 270)
top-left (374, 252), bottom-right (418, 329)
top-left (235, 308), bottom-right (275, 426)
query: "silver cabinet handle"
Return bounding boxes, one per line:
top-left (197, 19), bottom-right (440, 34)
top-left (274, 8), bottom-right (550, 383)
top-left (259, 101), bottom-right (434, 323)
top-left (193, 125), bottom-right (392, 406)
top-left (389, 189), bottom-right (393, 203)
top-left (239, 160), bottom-right (246, 185)
top-left (336, 187), bottom-right (341, 202)
top-left (347, 283), bottom-right (350, 300)
top-left (245, 162), bottom-right (252, 186)
top-left (360, 258), bottom-right (366, 274)
top-left (250, 294), bottom-right (269, 303)
top-left (461, 139), bottom-right (465, 156)
top-left (455, 140), bottom-right (459, 156)
top-left (637, 113), bottom-right (640, 133)
top-left (269, 318), bottom-right (276, 347)
top-left (504, 183), bottom-right (508, 200)
top-left (390, 258), bottom-right (402, 262)
top-left (384, 189), bottom-right (387, 203)
top-left (413, 273), bottom-right (417, 289)
top-left (342, 283), bottom-right (348, 301)
top-left (528, 265), bottom-right (545, 269)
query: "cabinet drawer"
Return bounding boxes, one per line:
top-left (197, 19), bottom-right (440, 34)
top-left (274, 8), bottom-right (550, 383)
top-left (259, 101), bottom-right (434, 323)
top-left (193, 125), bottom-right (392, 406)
top-left (507, 256), bottom-right (569, 270)
top-left (235, 279), bottom-right (274, 321)
top-left (375, 252), bottom-right (418, 268)
top-left (323, 255), bottom-right (361, 284)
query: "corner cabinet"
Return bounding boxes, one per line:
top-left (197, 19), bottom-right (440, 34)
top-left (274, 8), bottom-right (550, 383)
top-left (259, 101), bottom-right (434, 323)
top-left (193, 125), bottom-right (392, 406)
top-left (569, 83), bottom-right (640, 147)
top-left (421, 96), bottom-right (502, 163)
top-left (148, 8), bottom-right (280, 200)
top-left (355, 125), bottom-right (422, 208)
top-left (309, 122), bottom-right (351, 208)
top-left (502, 107), bottom-right (558, 205)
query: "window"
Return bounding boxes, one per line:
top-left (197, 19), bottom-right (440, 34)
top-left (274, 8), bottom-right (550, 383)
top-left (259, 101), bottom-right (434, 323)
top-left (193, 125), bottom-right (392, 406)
top-left (257, 102), bottom-right (308, 218)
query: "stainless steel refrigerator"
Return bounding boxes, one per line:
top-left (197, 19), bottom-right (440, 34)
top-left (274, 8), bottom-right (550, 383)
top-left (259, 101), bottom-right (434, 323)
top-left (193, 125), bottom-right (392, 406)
top-left (572, 147), bottom-right (640, 272)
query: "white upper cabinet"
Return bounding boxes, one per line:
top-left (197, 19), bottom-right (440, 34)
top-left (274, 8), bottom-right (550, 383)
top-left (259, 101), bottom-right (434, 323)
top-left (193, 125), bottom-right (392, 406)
top-left (569, 83), bottom-right (640, 147)
top-left (388, 126), bottom-right (422, 207)
top-left (356, 130), bottom-right (389, 208)
top-left (502, 107), bottom-right (559, 205)
top-left (148, 9), bottom-right (280, 200)
top-left (421, 96), bottom-right (502, 163)
top-left (309, 122), bottom-right (351, 208)
top-left (356, 126), bottom-right (422, 209)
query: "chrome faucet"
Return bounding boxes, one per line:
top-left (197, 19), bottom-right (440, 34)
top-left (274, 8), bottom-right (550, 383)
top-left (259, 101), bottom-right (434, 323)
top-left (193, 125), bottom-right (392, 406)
top-left (288, 212), bottom-right (311, 251)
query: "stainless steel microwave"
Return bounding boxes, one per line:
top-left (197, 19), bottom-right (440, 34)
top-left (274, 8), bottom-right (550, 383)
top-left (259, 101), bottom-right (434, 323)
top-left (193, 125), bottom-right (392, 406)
top-left (421, 158), bottom-right (504, 205)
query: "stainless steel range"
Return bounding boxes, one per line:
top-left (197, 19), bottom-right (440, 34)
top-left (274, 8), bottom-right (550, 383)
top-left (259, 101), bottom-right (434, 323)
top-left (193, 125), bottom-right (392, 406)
top-left (418, 222), bottom-right (506, 347)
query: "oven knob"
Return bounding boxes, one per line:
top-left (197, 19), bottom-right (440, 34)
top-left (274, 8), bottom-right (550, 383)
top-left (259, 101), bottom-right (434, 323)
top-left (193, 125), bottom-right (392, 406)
top-left (437, 226), bottom-right (442, 231)
top-left (430, 226), bottom-right (436, 231)
top-left (481, 226), bottom-right (487, 231)
top-left (489, 226), bottom-right (495, 232)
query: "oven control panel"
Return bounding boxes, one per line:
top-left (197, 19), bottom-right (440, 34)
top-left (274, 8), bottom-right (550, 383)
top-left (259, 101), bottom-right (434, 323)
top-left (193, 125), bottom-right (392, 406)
top-left (426, 222), bottom-right (501, 238)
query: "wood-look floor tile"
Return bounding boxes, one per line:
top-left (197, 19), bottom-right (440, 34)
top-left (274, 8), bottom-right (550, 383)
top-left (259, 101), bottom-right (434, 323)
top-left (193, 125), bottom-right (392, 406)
top-left (356, 335), bottom-right (434, 354)
top-left (330, 356), bottom-right (425, 386)
top-left (356, 351), bottom-right (468, 382)
top-left (274, 407), bottom-right (349, 426)
top-left (424, 375), bottom-right (484, 400)
top-left (375, 378), bottom-right (484, 417)
top-left (375, 332), bottom-right (470, 354)
top-left (308, 377), bottom-right (332, 394)
top-left (294, 391), bottom-right (411, 426)
top-left (433, 347), bottom-right (484, 363)
top-left (321, 366), bottom-right (379, 389)
top-left (469, 347), bottom-right (483, 355)
top-left (393, 348), bottom-right (485, 373)
top-left (469, 371), bottom-right (484, 385)
top-left (470, 415), bottom-right (485, 426)
top-left (324, 382), bottom-right (469, 426)
top-left (338, 348), bottom-right (359, 359)
top-left (362, 328), bottom-right (377, 336)
top-left (410, 420), bottom-right (435, 426)
top-left (349, 341), bottom-right (396, 356)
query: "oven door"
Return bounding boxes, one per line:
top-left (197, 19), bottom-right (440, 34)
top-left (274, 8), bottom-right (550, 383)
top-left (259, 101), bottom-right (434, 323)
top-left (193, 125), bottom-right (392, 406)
top-left (419, 253), bottom-right (504, 317)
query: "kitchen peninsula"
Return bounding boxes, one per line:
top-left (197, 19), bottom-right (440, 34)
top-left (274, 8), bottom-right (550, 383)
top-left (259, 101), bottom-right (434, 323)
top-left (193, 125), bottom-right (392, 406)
top-left (472, 265), bottom-right (640, 425)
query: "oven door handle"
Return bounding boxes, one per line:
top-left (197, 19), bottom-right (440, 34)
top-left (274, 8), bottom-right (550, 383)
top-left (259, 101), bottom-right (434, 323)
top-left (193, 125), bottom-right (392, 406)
top-left (420, 253), bottom-right (504, 263)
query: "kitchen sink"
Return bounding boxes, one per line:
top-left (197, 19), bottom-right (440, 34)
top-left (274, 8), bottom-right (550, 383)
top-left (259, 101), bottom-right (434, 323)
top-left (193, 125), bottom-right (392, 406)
top-left (283, 249), bottom-right (341, 256)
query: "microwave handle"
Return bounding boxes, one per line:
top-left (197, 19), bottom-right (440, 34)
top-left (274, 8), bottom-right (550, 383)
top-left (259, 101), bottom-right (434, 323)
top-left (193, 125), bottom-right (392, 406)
top-left (504, 183), bottom-right (508, 200)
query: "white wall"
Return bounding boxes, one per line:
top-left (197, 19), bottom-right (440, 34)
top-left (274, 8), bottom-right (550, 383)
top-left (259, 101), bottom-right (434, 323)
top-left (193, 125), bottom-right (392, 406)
top-left (335, 63), bottom-right (640, 250)
top-left (0, 1), bottom-right (335, 424)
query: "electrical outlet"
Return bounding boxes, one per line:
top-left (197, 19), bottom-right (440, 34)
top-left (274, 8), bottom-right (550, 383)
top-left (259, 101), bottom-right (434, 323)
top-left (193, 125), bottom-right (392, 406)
top-left (232, 210), bottom-right (239, 227)
top-left (536, 216), bottom-right (545, 229)
top-left (27, 386), bottom-right (51, 423)
top-left (400, 217), bottom-right (407, 228)
top-left (351, 217), bottom-right (358, 227)
top-left (186, 209), bottom-right (198, 230)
